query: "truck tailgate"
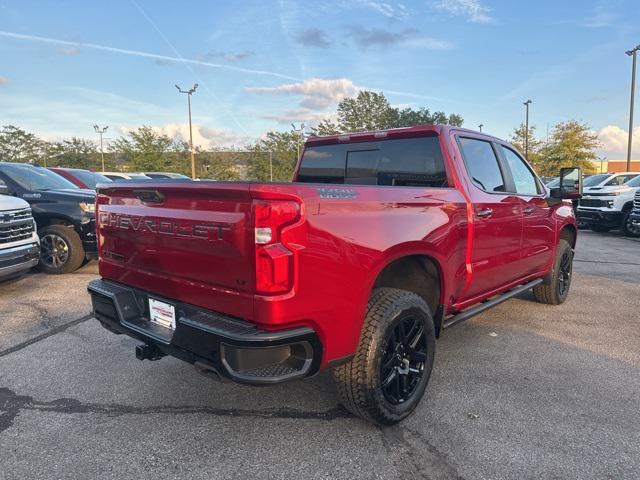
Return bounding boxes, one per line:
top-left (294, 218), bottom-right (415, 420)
top-left (96, 182), bottom-right (255, 319)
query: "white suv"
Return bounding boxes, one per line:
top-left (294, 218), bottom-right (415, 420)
top-left (577, 173), bottom-right (640, 235)
top-left (0, 195), bottom-right (40, 280)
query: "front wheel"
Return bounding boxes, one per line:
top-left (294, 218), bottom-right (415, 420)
top-left (333, 288), bottom-right (436, 425)
top-left (38, 225), bottom-right (85, 274)
top-left (621, 213), bottom-right (640, 238)
top-left (533, 239), bottom-right (574, 305)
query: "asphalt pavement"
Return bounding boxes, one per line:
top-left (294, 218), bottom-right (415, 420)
top-left (1, 230), bottom-right (639, 479)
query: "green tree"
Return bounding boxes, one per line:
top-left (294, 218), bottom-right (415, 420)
top-left (110, 126), bottom-right (180, 172)
top-left (248, 130), bottom-right (300, 181)
top-left (542, 121), bottom-right (599, 176)
top-left (509, 123), bottom-right (546, 173)
top-left (48, 137), bottom-right (98, 169)
top-left (198, 147), bottom-right (246, 181)
top-left (313, 91), bottom-right (464, 135)
top-left (0, 125), bottom-right (48, 164)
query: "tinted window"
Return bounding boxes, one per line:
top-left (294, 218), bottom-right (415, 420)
top-left (501, 146), bottom-right (539, 195)
top-left (297, 137), bottom-right (447, 187)
top-left (605, 174), bottom-right (637, 186)
top-left (583, 174), bottom-right (610, 187)
top-left (71, 170), bottom-right (112, 189)
top-left (458, 138), bottom-right (505, 193)
top-left (626, 175), bottom-right (640, 187)
top-left (0, 164), bottom-right (78, 190)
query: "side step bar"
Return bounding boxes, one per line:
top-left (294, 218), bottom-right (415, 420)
top-left (443, 279), bottom-right (543, 329)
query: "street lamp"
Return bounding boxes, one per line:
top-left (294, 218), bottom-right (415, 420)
top-left (523, 100), bottom-right (532, 161)
top-left (93, 125), bottom-right (108, 171)
top-left (175, 83), bottom-right (199, 179)
top-left (291, 123), bottom-right (305, 160)
top-left (625, 44), bottom-right (640, 171)
top-left (478, 124), bottom-right (484, 132)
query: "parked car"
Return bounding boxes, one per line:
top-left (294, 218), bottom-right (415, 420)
top-left (88, 125), bottom-right (580, 425)
top-left (100, 172), bottom-right (151, 182)
top-left (626, 190), bottom-right (640, 237)
top-left (0, 194), bottom-right (40, 281)
top-left (577, 174), bottom-right (640, 235)
top-left (49, 167), bottom-right (112, 190)
top-left (0, 162), bottom-right (97, 273)
top-left (142, 172), bottom-right (191, 179)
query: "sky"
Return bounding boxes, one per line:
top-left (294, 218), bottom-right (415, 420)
top-left (0, 0), bottom-right (639, 158)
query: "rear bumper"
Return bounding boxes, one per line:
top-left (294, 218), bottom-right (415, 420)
top-left (0, 243), bottom-right (39, 279)
top-left (576, 208), bottom-right (622, 227)
top-left (87, 279), bottom-right (322, 385)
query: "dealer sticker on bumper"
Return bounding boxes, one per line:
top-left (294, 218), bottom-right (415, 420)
top-left (148, 298), bottom-right (176, 330)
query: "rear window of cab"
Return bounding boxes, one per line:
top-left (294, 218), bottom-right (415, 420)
top-left (296, 136), bottom-right (448, 188)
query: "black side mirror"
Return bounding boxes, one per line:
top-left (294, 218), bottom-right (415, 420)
top-left (550, 167), bottom-right (582, 199)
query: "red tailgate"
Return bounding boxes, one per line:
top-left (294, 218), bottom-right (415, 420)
top-left (96, 182), bottom-right (256, 319)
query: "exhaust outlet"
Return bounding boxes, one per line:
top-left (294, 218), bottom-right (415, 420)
top-left (194, 361), bottom-right (228, 382)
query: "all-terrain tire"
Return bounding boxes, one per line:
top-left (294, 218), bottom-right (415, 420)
top-left (621, 212), bottom-right (640, 238)
top-left (38, 225), bottom-right (85, 274)
top-left (333, 288), bottom-right (436, 425)
top-left (532, 239), bottom-right (573, 305)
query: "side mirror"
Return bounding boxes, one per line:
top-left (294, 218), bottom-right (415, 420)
top-left (550, 167), bottom-right (582, 199)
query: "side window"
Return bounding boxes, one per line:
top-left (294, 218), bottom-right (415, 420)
top-left (458, 137), bottom-right (506, 193)
top-left (500, 146), bottom-right (540, 195)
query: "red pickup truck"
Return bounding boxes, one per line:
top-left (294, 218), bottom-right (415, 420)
top-left (88, 125), bottom-right (581, 425)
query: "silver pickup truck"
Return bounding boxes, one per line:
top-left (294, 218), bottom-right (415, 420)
top-left (0, 194), bottom-right (40, 280)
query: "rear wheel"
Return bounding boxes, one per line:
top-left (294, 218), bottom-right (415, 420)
top-left (533, 239), bottom-right (573, 305)
top-left (589, 224), bottom-right (611, 233)
top-left (38, 225), bottom-right (85, 274)
top-left (621, 213), bottom-right (640, 238)
top-left (333, 288), bottom-right (436, 425)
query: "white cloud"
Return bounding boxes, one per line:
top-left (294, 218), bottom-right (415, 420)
top-left (0, 76), bottom-right (9, 85)
top-left (119, 123), bottom-right (251, 148)
top-left (246, 78), bottom-right (358, 109)
top-left (434, 0), bottom-right (494, 24)
top-left (58, 47), bottom-right (80, 56)
top-left (597, 125), bottom-right (640, 158)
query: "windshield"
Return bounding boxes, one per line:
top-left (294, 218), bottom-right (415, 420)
top-left (625, 175), bottom-right (640, 187)
top-left (128, 173), bottom-right (151, 179)
top-left (546, 178), bottom-right (560, 188)
top-left (583, 174), bottom-right (611, 187)
top-left (70, 170), bottom-right (112, 189)
top-left (2, 164), bottom-right (78, 190)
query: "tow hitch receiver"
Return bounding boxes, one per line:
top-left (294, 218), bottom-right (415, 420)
top-left (135, 343), bottom-right (165, 361)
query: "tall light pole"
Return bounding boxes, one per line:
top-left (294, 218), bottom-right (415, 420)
top-left (93, 125), bottom-right (108, 171)
top-left (625, 45), bottom-right (640, 171)
top-left (478, 124), bottom-right (484, 132)
top-left (175, 83), bottom-right (199, 179)
top-left (291, 123), bottom-right (305, 160)
top-left (523, 99), bottom-right (532, 161)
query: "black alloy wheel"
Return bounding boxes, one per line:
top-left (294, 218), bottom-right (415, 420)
top-left (380, 315), bottom-right (428, 405)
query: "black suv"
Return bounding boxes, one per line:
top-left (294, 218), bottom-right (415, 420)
top-left (0, 162), bottom-right (97, 273)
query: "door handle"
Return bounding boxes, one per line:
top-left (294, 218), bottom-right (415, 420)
top-left (523, 206), bottom-right (535, 215)
top-left (476, 208), bottom-right (493, 218)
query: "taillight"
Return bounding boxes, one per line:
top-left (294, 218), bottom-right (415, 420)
top-left (253, 200), bottom-right (300, 294)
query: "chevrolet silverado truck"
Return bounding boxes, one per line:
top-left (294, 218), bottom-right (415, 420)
top-left (577, 174), bottom-right (640, 236)
top-left (0, 194), bottom-right (40, 281)
top-left (88, 125), bottom-right (581, 425)
top-left (0, 162), bottom-right (97, 273)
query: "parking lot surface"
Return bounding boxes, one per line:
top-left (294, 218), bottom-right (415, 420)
top-left (1, 230), bottom-right (639, 479)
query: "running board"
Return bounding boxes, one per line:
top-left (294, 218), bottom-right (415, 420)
top-left (443, 279), bottom-right (543, 329)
